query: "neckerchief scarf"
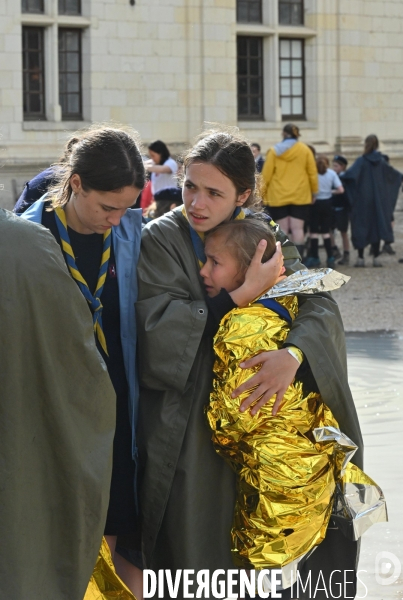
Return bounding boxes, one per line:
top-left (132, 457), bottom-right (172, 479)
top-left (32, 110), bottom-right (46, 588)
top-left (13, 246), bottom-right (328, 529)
top-left (54, 207), bottom-right (111, 355)
top-left (182, 205), bottom-right (246, 268)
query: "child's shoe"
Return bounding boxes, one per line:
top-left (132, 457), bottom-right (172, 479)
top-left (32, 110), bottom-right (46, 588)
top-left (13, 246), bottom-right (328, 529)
top-left (303, 257), bottom-right (321, 269)
top-left (327, 256), bottom-right (335, 268)
top-left (381, 243), bottom-right (395, 255)
top-left (332, 245), bottom-right (342, 260)
top-left (373, 258), bottom-right (383, 267)
top-left (354, 258), bottom-right (365, 267)
top-left (338, 251), bottom-right (350, 265)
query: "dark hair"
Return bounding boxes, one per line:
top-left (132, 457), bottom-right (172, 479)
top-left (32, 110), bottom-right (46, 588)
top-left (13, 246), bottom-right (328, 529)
top-left (364, 134), bottom-right (379, 155)
top-left (251, 143), bottom-right (261, 152)
top-left (153, 187), bottom-right (182, 218)
top-left (333, 154), bottom-right (348, 167)
top-left (307, 144), bottom-right (316, 158)
top-left (183, 129), bottom-right (260, 209)
top-left (205, 218), bottom-right (276, 275)
top-left (283, 123), bottom-right (300, 139)
top-left (49, 125), bottom-right (145, 208)
top-left (154, 187), bottom-right (182, 204)
top-left (148, 140), bottom-right (171, 165)
top-left (316, 154), bottom-right (329, 175)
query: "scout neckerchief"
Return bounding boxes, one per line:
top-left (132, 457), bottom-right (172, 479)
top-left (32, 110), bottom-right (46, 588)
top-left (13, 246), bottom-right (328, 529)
top-left (182, 205), bottom-right (246, 268)
top-left (54, 206), bottom-right (111, 355)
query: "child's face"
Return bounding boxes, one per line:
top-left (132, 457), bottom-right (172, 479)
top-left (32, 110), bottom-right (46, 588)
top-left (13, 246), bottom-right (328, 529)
top-left (200, 235), bottom-right (245, 298)
top-left (332, 161), bottom-right (345, 175)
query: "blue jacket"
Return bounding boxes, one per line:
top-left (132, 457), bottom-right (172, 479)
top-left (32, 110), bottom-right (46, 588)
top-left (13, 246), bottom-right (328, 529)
top-left (21, 199), bottom-right (143, 464)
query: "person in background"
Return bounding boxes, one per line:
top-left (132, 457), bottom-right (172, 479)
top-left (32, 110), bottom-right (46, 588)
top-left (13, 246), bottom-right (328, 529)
top-left (13, 137), bottom-right (79, 215)
top-left (139, 179), bottom-right (154, 214)
top-left (250, 142), bottom-right (265, 173)
top-left (144, 140), bottom-right (178, 195)
top-left (0, 209), bottom-right (116, 600)
top-left (144, 187), bottom-right (183, 220)
top-left (378, 154), bottom-right (396, 256)
top-left (304, 155), bottom-right (344, 269)
top-left (343, 134), bottom-right (402, 268)
top-left (261, 123), bottom-right (318, 260)
top-left (332, 155), bottom-right (351, 265)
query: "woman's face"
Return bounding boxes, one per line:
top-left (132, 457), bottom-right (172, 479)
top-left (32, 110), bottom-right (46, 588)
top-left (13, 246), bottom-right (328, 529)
top-left (149, 150), bottom-right (161, 164)
top-left (68, 174), bottom-right (141, 234)
top-left (183, 162), bottom-right (251, 233)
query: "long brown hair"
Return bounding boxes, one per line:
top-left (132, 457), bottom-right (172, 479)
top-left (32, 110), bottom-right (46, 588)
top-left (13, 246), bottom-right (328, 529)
top-left (363, 134), bottom-right (379, 155)
top-left (316, 154), bottom-right (329, 175)
top-left (183, 128), bottom-right (261, 209)
top-left (48, 125), bottom-right (145, 208)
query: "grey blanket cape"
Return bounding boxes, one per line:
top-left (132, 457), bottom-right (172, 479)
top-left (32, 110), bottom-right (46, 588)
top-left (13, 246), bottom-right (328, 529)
top-left (136, 207), bottom-right (363, 599)
top-left (0, 210), bottom-right (115, 600)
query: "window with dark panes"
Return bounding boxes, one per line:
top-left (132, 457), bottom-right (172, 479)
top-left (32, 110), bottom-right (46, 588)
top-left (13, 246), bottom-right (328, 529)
top-left (279, 0), bottom-right (304, 25)
top-left (58, 0), bottom-right (81, 15)
top-left (237, 36), bottom-right (263, 120)
top-left (279, 39), bottom-right (304, 119)
top-left (236, 0), bottom-right (262, 24)
top-left (58, 29), bottom-right (82, 120)
top-left (22, 27), bottom-right (46, 120)
top-left (22, 0), bottom-right (44, 13)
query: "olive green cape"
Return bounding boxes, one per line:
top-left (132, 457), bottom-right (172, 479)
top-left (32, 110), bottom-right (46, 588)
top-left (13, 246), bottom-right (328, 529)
top-left (136, 208), bottom-right (363, 585)
top-left (0, 210), bottom-right (116, 600)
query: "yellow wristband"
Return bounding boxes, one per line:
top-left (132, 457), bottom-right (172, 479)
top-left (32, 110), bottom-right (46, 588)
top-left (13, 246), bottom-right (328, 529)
top-left (286, 345), bottom-right (304, 365)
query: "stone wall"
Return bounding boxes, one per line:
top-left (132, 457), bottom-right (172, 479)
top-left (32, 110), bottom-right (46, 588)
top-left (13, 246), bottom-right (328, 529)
top-left (1, 0), bottom-right (403, 209)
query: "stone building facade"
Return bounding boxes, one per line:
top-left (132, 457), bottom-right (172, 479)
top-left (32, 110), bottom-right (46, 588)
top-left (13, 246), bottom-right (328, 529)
top-left (1, 0), bottom-right (403, 208)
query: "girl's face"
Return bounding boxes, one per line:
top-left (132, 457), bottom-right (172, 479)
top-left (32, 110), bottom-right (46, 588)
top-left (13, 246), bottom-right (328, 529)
top-left (332, 161), bottom-right (345, 175)
top-left (183, 162), bottom-right (251, 233)
top-left (200, 234), bottom-right (244, 297)
top-left (68, 173), bottom-right (141, 234)
top-left (149, 150), bottom-right (161, 164)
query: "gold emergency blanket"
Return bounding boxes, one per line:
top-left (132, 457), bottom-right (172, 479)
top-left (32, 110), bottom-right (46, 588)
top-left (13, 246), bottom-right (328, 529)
top-left (84, 537), bottom-right (136, 600)
top-left (206, 294), bottom-right (384, 571)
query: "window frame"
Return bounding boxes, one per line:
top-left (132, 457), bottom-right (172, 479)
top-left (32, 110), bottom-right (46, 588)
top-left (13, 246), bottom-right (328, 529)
top-left (21, 0), bottom-right (44, 14)
top-left (278, 0), bottom-right (304, 26)
top-left (58, 0), bottom-right (82, 15)
top-left (22, 26), bottom-right (46, 121)
top-left (58, 27), bottom-right (83, 121)
top-left (279, 38), bottom-right (305, 121)
top-left (236, 0), bottom-right (262, 24)
top-left (237, 35), bottom-right (264, 121)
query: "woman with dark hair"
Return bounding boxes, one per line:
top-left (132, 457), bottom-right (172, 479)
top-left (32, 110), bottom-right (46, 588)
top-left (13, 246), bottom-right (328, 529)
top-left (343, 134), bottom-right (402, 267)
top-left (145, 139), bottom-right (178, 195)
top-left (261, 123), bottom-right (318, 259)
top-left (20, 125), bottom-right (145, 597)
top-left (136, 128), bottom-right (363, 600)
top-left (304, 154), bottom-right (344, 268)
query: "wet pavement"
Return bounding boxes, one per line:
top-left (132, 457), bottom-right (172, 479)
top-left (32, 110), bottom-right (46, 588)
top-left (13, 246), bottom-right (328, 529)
top-left (347, 332), bottom-right (403, 599)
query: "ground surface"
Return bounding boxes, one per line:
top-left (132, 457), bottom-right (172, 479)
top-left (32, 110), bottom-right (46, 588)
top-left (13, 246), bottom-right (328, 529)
top-left (329, 194), bottom-right (403, 334)
top-left (347, 334), bottom-right (403, 600)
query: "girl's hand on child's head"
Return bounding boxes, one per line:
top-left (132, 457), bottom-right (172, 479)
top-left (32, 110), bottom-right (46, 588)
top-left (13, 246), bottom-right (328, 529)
top-left (232, 348), bottom-right (299, 416)
top-left (229, 241), bottom-right (284, 307)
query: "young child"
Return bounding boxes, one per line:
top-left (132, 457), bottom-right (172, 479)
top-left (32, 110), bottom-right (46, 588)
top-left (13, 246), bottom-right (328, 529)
top-left (304, 154), bottom-right (344, 269)
top-left (202, 218), bottom-right (386, 587)
top-left (332, 155), bottom-right (350, 265)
